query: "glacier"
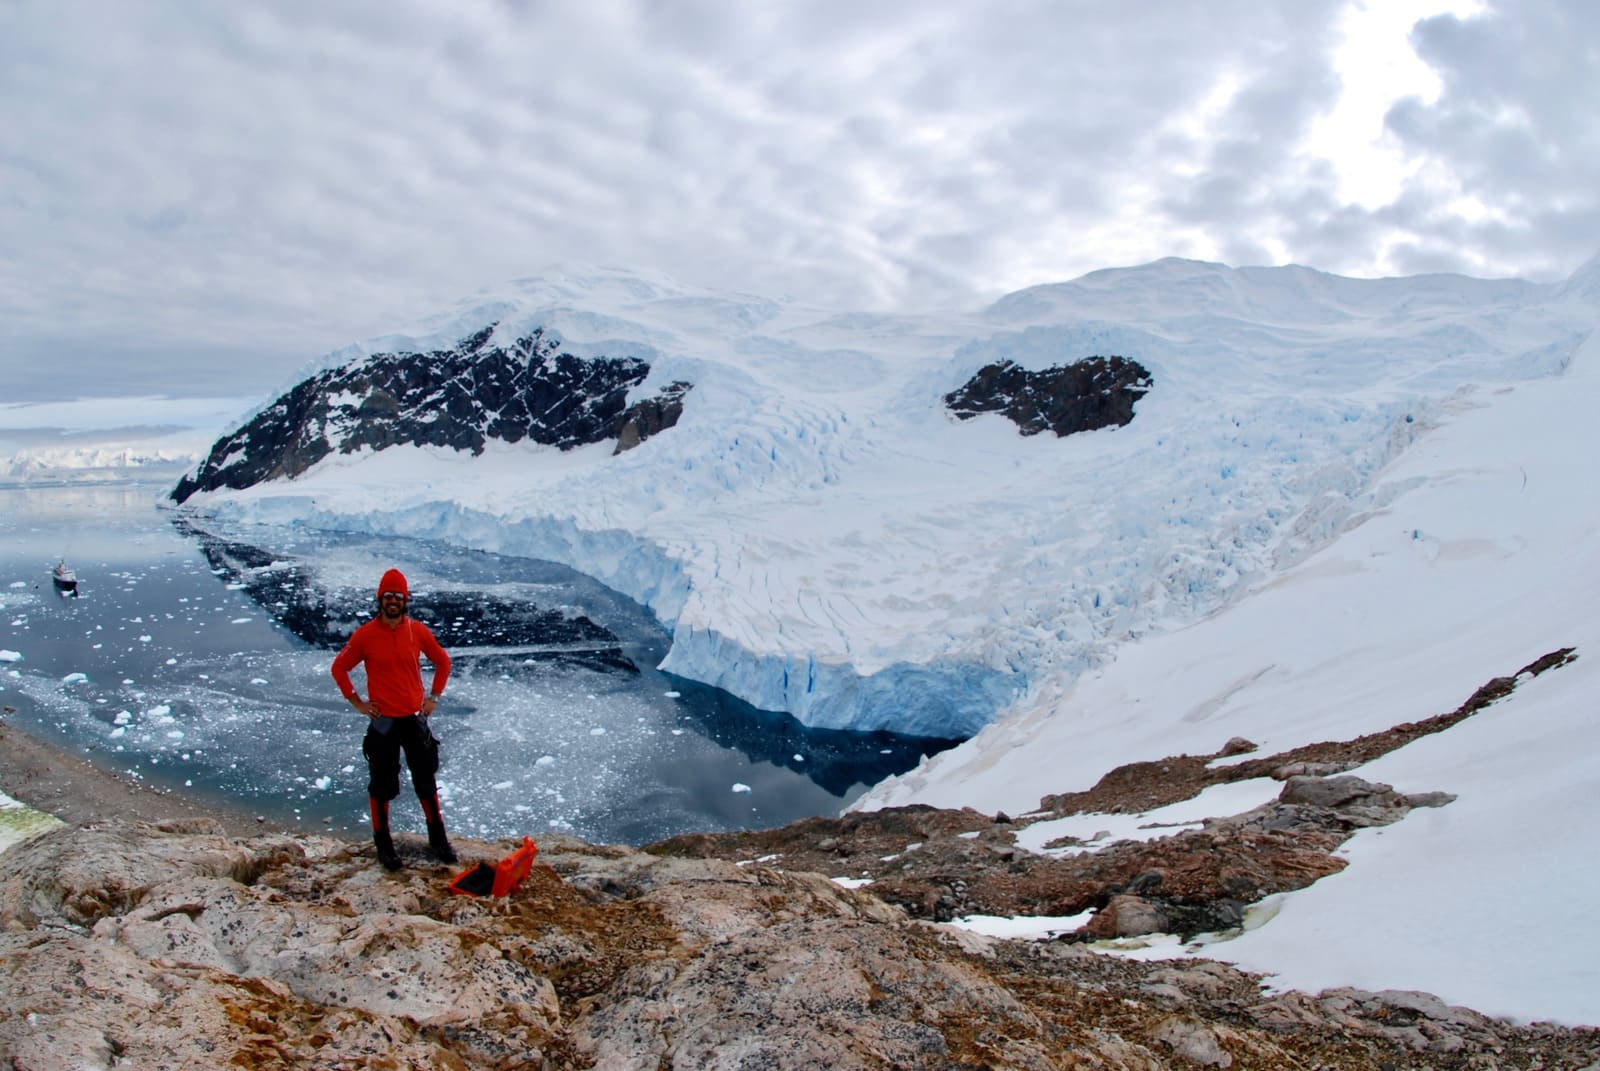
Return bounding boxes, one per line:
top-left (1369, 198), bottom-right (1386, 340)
top-left (179, 257), bottom-right (1600, 739)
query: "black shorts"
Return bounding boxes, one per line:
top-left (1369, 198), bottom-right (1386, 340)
top-left (362, 715), bottom-right (441, 801)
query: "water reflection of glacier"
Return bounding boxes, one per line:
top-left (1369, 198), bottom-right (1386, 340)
top-left (0, 485), bottom-right (956, 846)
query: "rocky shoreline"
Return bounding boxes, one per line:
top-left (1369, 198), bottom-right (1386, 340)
top-left (3, 659), bottom-right (1599, 1068)
top-left (0, 718), bottom-right (314, 843)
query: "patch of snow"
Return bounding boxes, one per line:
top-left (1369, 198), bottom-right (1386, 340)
top-left (945, 911), bottom-right (1095, 941)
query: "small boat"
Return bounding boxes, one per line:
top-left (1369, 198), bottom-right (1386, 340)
top-left (51, 561), bottom-right (78, 596)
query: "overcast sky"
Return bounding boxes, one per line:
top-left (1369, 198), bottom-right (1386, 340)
top-left (2, 0), bottom-right (1596, 401)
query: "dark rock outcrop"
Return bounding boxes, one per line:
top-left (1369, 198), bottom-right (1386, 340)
top-left (945, 355), bottom-right (1152, 437)
top-left (171, 326), bottom-right (691, 502)
top-left (614, 379), bottom-right (691, 455)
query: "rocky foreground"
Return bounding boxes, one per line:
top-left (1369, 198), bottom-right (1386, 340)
top-left (3, 653), bottom-right (1598, 1069)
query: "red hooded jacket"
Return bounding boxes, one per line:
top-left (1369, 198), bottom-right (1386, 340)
top-left (331, 568), bottom-right (452, 717)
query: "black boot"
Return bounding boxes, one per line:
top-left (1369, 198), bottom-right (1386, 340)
top-left (421, 792), bottom-right (457, 864)
top-left (370, 798), bottom-right (402, 871)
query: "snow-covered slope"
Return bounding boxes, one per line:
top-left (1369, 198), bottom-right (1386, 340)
top-left (861, 324), bottom-right (1600, 1025)
top-left (184, 259), bottom-right (1596, 745)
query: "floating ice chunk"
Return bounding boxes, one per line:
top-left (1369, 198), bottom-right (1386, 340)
top-left (671, 729), bottom-right (684, 736)
top-left (313, 775), bottom-right (332, 790)
top-left (732, 783), bottom-right (752, 794)
top-left (138, 635), bottom-right (152, 642)
top-left (536, 755), bottom-right (556, 767)
top-left (589, 727), bottom-right (606, 736)
top-left (166, 730), bottom-right (184, 740)
top-left (110, 727), bottom-right (126, 738)
top-left (492, 780), bottom-right (514, 790)
top-left (62, 672), bottom-right (87, 684)
top-left (6, 582), bottom-right (23, 589)
top-left (251, 678), bottom-right (268, 685)
top-left (0, 650), bottom-right (20, 662)
top-left (664, 691), bottom-right (681, 698)
top-left (793, 754), bottom-right (805, 762)
top-left (165, 658), bottom-right (177, 665)
top-left (231, 618), bottom-right (252, 624)
top-left (341, 765), bottom-right (355, 773)
top-left (146, 704), bottom-right (172, 718)
top-left (113, 711), bottom-right (132, 725)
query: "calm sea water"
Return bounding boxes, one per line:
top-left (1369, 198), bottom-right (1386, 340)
top-left (0, 483), bottom-right (954, 845)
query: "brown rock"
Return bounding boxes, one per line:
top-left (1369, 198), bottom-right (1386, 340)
top-left (1151, 1015), bottom-right (1235, 1067)
top-left (1086, 894), bottom-right (1168, 938)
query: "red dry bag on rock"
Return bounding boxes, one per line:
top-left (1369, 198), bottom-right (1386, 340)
top-left (448, 836), bottom-right (538, 898)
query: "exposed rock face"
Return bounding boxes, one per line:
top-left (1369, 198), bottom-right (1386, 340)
top-left (170, 326), bottom-right (691, 503)
top-left (944, 355), bottom-right (1153, 437)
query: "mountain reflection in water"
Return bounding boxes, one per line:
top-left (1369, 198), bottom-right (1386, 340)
top-left (157, 508), bottom-right (961, 842)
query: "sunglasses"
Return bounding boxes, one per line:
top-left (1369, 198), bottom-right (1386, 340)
top-left (380, 591), bottom-right (407, 601)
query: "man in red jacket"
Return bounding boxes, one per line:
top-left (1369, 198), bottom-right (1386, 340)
top-left (331, 567), bottom-right (456, 870)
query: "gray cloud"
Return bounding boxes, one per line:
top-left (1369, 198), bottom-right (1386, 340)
top-left (0, 0), bottom-right (1592, 400)
top-left (1380, 0), bottom-right (1600, 278)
